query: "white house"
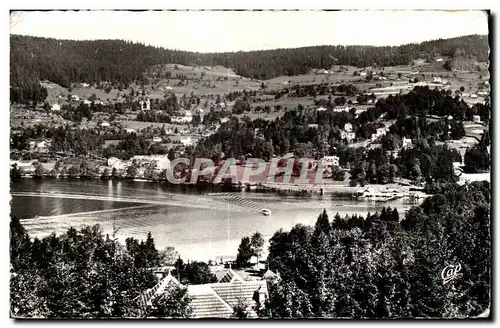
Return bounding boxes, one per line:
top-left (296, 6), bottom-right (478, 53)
top-left (473, 115), bottom-right (481, 123)
top-left (51, 103), bottom-right (61, 111)
top-left (316, 107), bottom-right (327, 112)
top-left (470, 94), bottom-right (478, 99)
top-left (371, 133), bottom-right (378, 142)
top-left (333, 106), bottom-right (350, 113)
top-left (321, 156), bottom-right (339, 168)
top-left (71, 95), bottom-right (80, 101)
top-left (402, 137), bottom-right (412, 149)
top-left (125, 128), bottom-right (136, 134)
top-left (180, 136), bottom-right (194, 146)
top-left (83, 99), bottom-right (92, 106)
top-left (347, 132), bottom-right (356, 142)
top-left (308, 124), bottom-right (319, 129)
top-left (152, 137), bottom-right (163, 143)
top-left (344, 123), bottom-right (353, 133)
top-left (376, 128), bottom-right (386, 137)
top-left (360, 72), bottom-right (367, 76)
top-left (132, 155), bottom-right (171, 171)
top-left (436, 58), bottom-right (443, 62)
top-left (101, 122), bottom-right (110, 127)
top-left (81, 83), bottom-right (90, 88)
top-left (37, 140), bottom-right (49, 149)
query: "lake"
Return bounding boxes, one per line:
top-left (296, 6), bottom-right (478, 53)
top-left (10, 179), bottom-right (423, 261)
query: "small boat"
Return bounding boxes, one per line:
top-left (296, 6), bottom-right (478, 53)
top-left (260, 209), bottom-right (272, 216)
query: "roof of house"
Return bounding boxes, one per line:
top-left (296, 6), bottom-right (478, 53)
top-left (262, 269), bottom-right (280, 281)
top-left (208, 279), bottom-right (268, 318)
top-left (187, 285), bottom-right (233, 318)
top-left (218, 268), bottom-right (245, 283)
top-left (137, 270), bottom-right (268, 319)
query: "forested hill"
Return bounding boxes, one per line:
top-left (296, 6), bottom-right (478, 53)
top-left (10, 34), bottom-right (489, 103)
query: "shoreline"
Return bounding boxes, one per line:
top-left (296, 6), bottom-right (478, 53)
top-left (12, 175), bottom-right (430, 199)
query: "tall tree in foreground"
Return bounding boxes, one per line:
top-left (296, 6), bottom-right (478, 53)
top-left (144, 286), bottom-right (192, 318)
top-left (235, 237), bottom-right (253, 268)
top-left (250, 232), bottom-right (265, 270)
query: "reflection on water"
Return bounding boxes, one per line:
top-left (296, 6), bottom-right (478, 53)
top-left (11, 179), bottom-right (423, 261)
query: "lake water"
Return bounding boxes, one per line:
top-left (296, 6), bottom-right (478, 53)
top-left (10, 179), bottom-right (422, 261)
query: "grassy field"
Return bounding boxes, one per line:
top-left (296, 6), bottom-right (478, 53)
top-left (41, 80), bottom-right (124, 105)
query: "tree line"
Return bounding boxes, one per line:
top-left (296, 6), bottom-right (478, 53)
top-left (11, 34), bottom-right (488, 103)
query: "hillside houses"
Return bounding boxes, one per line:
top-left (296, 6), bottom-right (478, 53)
top-left (341, 131), bottom-right (356, 142)
top-left (433, 77), bottom-right (449, 84)
top-left (107, 155), bottom-right (171, 174)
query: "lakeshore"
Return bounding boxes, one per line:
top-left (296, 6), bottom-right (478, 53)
top-left (11, 179), bottom-right (425, 261)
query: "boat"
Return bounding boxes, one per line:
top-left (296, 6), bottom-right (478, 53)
top-left (260, 209), bottom-right (272, 216)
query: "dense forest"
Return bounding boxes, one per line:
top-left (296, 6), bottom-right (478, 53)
top-left (10, 34), bottom-right (489, 103)
top-left (263, 181), bottom-right (490, 318)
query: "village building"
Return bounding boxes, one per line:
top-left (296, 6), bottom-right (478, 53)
top-left (139, 98), bottom-right (151, 111)
top-left (473, 115), bottom-right (481, 123)
top-left (402, 137), bottom-right (412, 149)
top-left (100, 122), bottom-right (110, 128)
top-left (136, 269), bottom-right (269, 318)
top-left (344, 123), bottom-right (353, 133)
top-left (71, 95), bottom-right (80, 101)
top-left (376, 127), bottom-right (387, 137)
top-left (180, 136), bottom-right (194, 146)
top-left (316, 107), bottom-right (327, 112)
top-left (11, 159), bottom-right (38, 175)
top-left (83, 99), bottom-right (92, 106)
top-left (321, 155), bottom-right (340, 168)
top-left (132, 155), bottom-right (171, 171)
top-left (51, 103), bottom-right (61, 111)
top-left (333, 106), bottom-right (350, 113)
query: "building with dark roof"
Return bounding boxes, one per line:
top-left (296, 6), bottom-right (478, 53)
top-left (136, 269), bottom-right (269, 318)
